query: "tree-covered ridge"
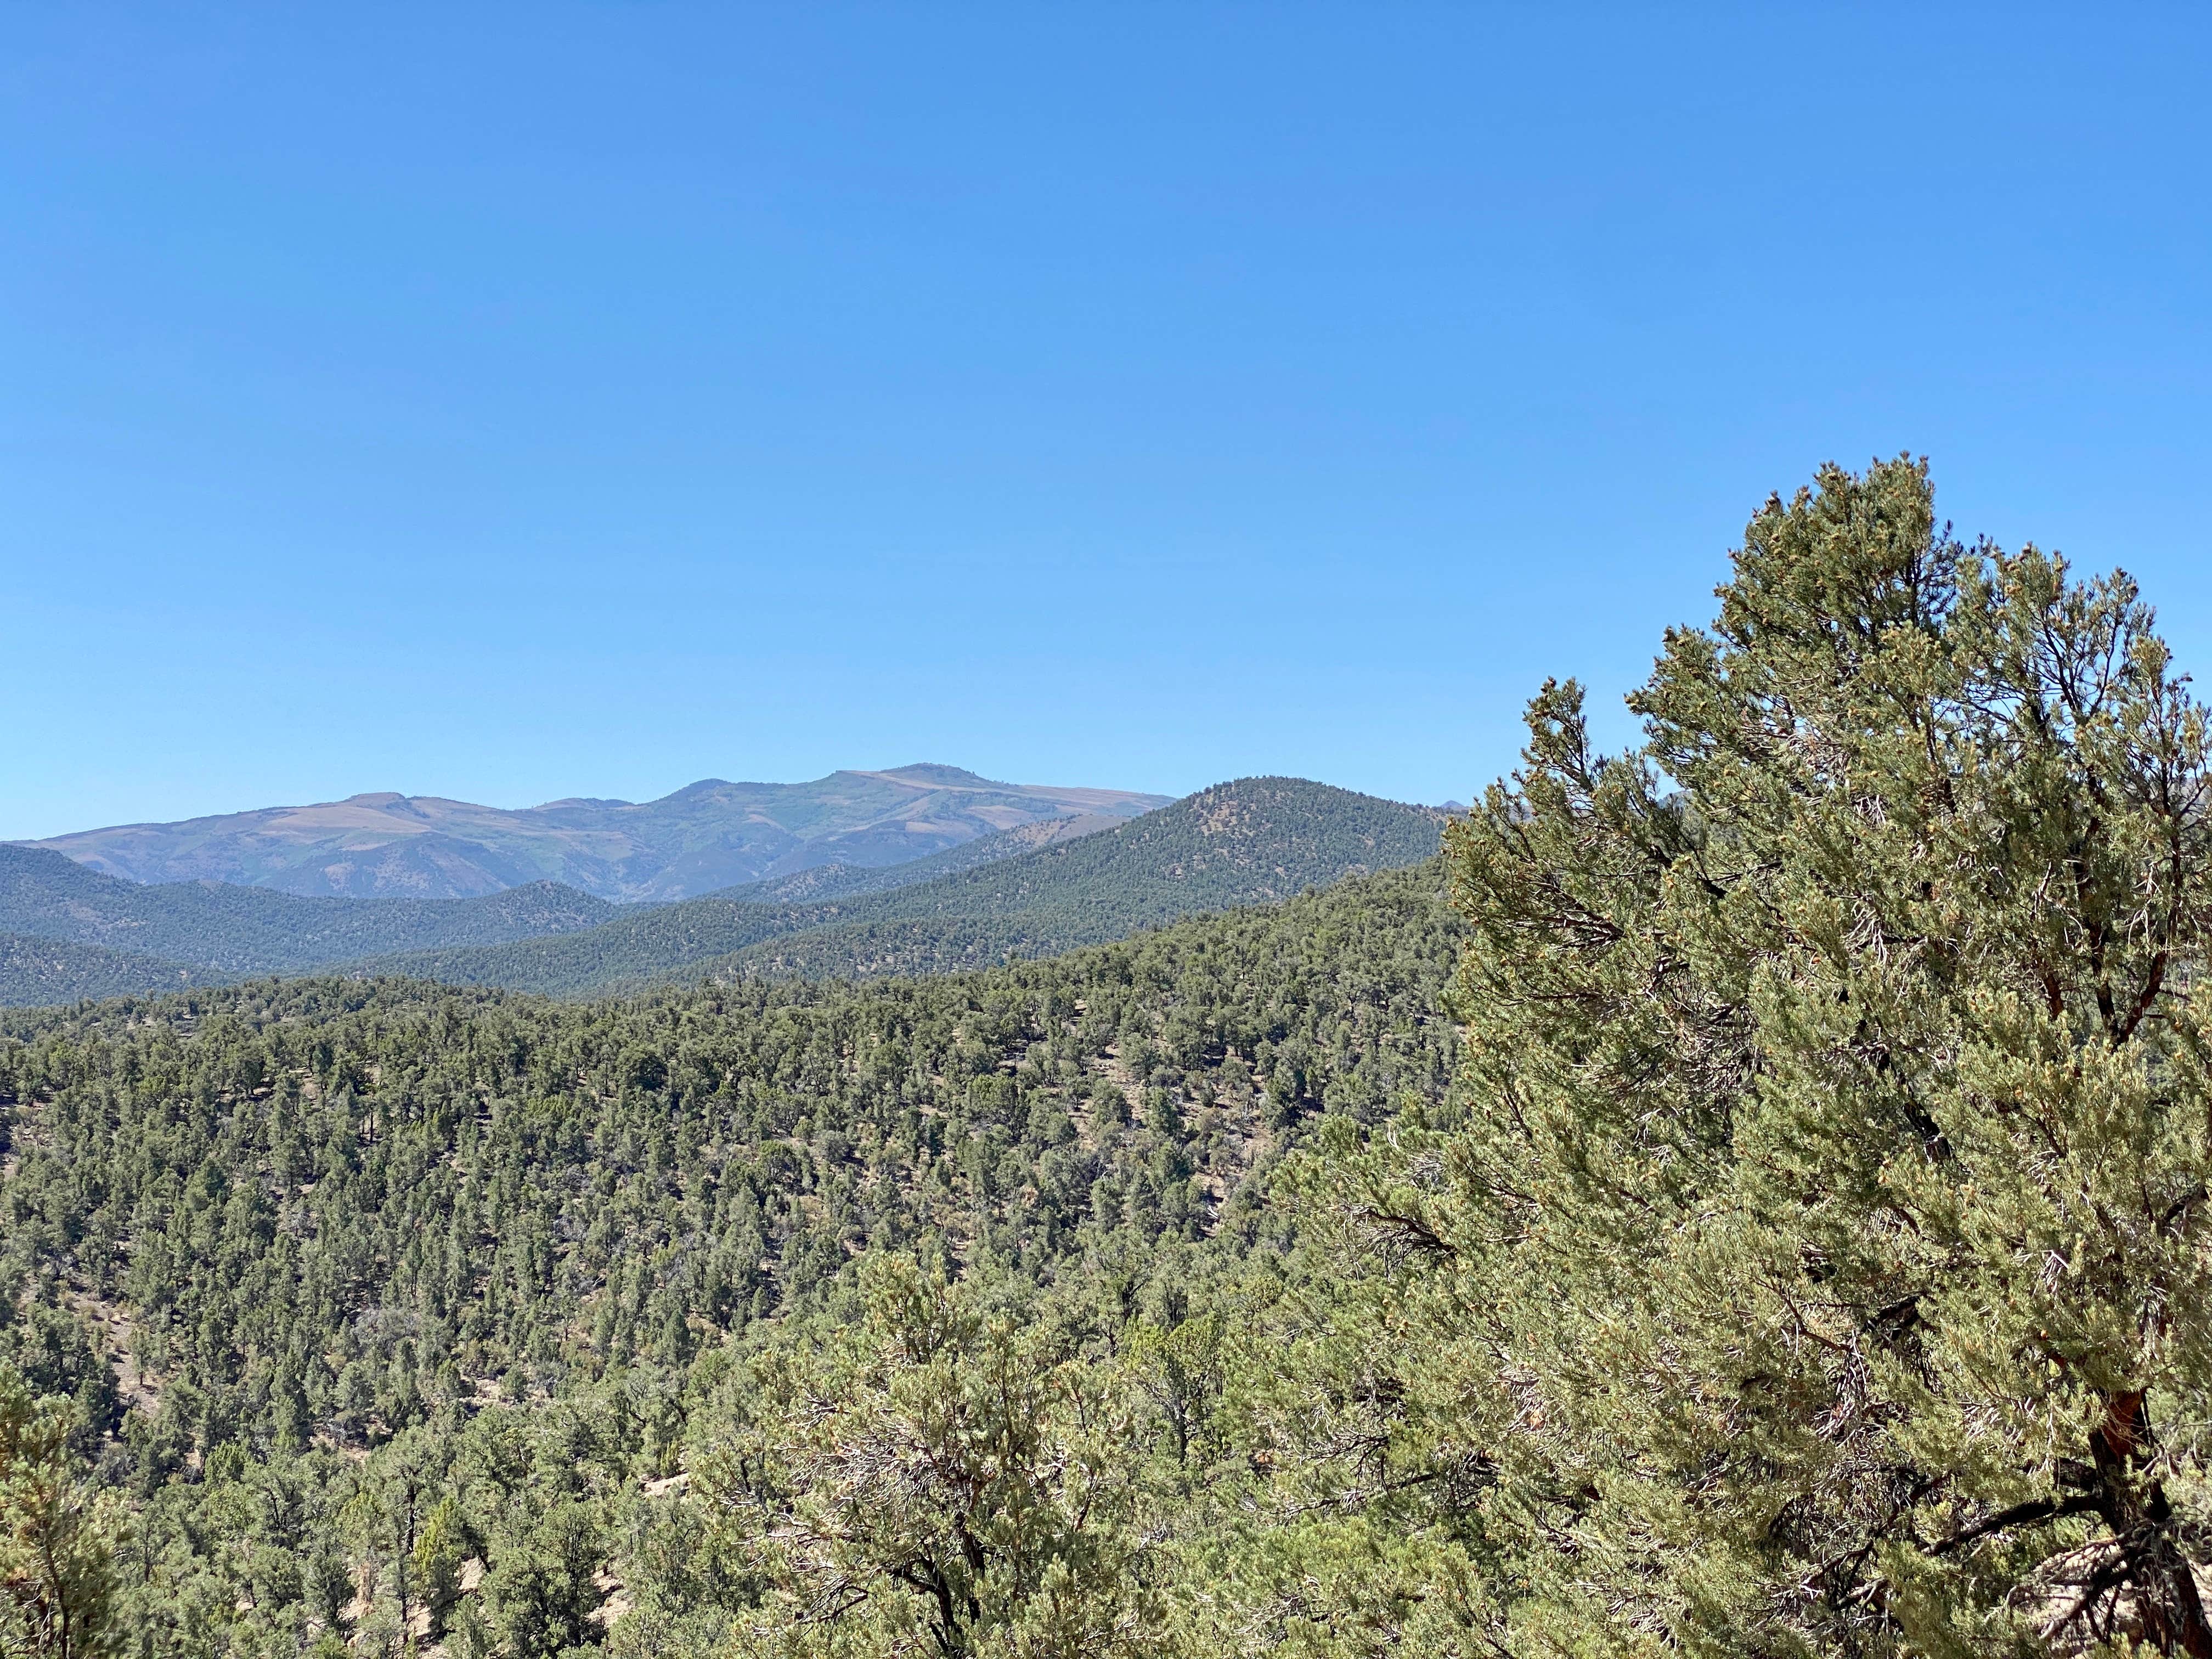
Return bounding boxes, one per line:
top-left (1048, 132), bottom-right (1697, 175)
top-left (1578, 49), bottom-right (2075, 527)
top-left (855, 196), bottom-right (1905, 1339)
top-left (0, 780), bottom-right (1436, 1007)
top-left (708, 811), bottom-right (1120, 906)
top-left (0, 821), bottom-right (1125, 1008)
top-left (0, 845), bottom-right (617, 983)
top-left (357, 777), bottom-right (1443, 996)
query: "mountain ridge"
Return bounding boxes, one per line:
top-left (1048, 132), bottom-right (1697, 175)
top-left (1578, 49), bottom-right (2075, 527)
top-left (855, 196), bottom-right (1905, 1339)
top-left (0, 778), bottom-right (1440, 1006)
top-left (350, 777), bottom-right (1444, 996)
top-left (17, 765), bottom-right (1170, 902)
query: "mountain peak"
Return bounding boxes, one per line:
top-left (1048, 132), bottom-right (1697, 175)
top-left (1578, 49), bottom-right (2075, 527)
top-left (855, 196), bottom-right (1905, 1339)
top-left (869, 763), bottom-right (996, 787)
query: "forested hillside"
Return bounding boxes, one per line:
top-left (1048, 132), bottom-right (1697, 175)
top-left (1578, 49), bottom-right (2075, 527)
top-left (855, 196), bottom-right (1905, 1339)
top-left (14, 461), bottom-right (2212, 1657)
top-left (0, 845), bottom-right (616, 995)
top-left (361, 777), bottom-right (1441, 996)
top-left (0, 930), bottom-right (198, 1005)
top-left (0, 860), bottom-right (1461, 1656)
top-left (709, 811), bottom-right (1120, 905)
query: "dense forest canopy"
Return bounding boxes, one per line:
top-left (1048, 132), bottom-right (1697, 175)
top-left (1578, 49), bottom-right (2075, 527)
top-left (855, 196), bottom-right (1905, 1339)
top-left (8, 458), bottom-right (2211, 1657)
top-left (0, 863), bottom-right (1462, 1657)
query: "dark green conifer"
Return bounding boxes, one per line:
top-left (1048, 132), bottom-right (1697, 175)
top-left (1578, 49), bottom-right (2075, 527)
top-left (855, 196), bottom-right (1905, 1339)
top-left (1305, 456), bottom-right (2212, 1654)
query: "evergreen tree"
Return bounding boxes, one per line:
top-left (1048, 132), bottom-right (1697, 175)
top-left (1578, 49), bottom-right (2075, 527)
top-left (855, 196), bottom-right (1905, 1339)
top-left (1302, 456), bottom-right (2212, 1654)
top-left (0, 1359), bottom-right (122, 1659)
top-left (698, 1256), bottom-right (1162, 1658)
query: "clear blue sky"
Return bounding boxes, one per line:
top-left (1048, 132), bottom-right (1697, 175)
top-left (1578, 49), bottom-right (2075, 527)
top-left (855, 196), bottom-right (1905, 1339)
top-left (5, 5), bottom-right (2209, 839)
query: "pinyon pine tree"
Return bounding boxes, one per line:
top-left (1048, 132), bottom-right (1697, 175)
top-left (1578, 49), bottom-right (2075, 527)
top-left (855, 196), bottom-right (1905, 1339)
top-left (1304, 456), bottom-right (2212, 1655)
top-left (697, 1256), bottom-right (1163, 1659)
top-left (0, 1360), bottom-right (120, 1659)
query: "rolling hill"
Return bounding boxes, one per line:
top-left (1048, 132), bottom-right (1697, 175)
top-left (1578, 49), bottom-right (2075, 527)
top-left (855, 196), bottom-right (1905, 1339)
top-left (19, 764), bottom-right (1169, 901)
top-left (352, 777), bottom-right (1445, 996)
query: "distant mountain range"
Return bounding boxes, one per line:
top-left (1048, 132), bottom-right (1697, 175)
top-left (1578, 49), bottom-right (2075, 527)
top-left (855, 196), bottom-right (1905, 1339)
top-left (17, 764), bottom-right (1169, 902)
top-left (240, 777), bottom-right (1446, 997)
top-left (0, 778), bottom-right (1444, 1006)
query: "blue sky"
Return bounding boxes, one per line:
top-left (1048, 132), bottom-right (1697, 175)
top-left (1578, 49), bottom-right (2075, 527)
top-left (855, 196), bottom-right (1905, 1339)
top-left (4, 5), bottom-right (2209, 839)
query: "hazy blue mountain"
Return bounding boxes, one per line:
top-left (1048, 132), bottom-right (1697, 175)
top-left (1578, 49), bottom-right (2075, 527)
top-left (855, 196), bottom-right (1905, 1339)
top-left (19, 764), bottom-right (1170, 901)
top-left (352, 777), bottom-right (1444, 996)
